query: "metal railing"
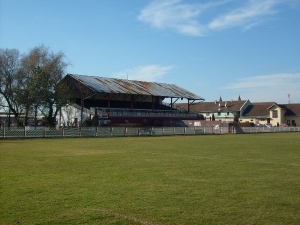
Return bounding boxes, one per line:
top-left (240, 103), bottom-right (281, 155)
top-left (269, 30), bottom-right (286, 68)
top-left (233, 126), bottom-right (300, 134)
top-left (107, 111), bottom-right (197, 118)
top-left (94, 108), bottom-right (198, 118)
top-left (1, 126), bottom-right (299, 139)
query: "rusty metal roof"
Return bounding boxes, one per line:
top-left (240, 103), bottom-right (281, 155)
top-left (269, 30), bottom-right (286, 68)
top-left (66, 74), bottom-right (205, 100)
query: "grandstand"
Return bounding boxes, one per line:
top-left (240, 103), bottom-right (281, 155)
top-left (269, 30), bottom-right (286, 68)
top-left (61, 74), bottom-right (205, 126)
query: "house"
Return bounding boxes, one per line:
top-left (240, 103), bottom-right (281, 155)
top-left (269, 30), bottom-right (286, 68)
top-left (177, 98), bottom-right (300, 127)
top-left (267, 103), bottom-right (300, 126)
top-left (175, 99), bottom-right (250, 122)
top-left (240, 102), bottom-right (300, 126)
top-left (239, 102), bottom-right (275, 124)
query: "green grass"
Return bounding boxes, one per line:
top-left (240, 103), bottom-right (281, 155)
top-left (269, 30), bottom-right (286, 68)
top-left (1, 133), bottom-right (300, 225)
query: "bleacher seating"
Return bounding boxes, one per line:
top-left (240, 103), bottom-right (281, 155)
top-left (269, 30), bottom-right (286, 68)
top-left (76, 99), bottom-right (177, 111)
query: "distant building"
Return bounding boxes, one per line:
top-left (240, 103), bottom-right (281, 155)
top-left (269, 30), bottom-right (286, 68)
top-left (268, 103), bottom-right (300, 126)
top-left (177, 97), bottom-right (300, 126)
top-left (239, 102), bottom-right (275, 124)
top-left (58, 74), bottom-right (205, 127)
top-left (176, 98), bottom-right (250, 123)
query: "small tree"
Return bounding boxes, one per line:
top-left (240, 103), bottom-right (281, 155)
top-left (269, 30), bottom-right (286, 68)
top-left (92, 114), bottom-right (100, 126)
top-left (212, 113), bottom-right (215, 121)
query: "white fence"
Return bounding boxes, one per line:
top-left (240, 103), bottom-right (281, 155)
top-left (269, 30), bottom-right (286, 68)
top-left (234, 126), bottom-right (300, 134)
top-left (0, 126), bottom-right (299, 139)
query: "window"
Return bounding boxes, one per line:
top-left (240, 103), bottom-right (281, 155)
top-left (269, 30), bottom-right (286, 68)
top-left (287, 120), bottom-right (290, 125)
top-left (206, 112), bottom-right (210, 116)
top-left (272, 110), bottom-right (278, 118)
top-left (227, 112), bottom-right (229, 115)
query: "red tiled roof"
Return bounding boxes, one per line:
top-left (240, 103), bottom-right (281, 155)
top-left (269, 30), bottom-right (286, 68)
top-left (273, 103), bottom-right (300, 116)
top-left (284, 104), bottom-right (300, 116)
top-left (176, 100), bottom-right (247, 113)
top-left (243, 102), bottom-right (275, 117)
top-left (251, 102), bottom-right (276, 105)
top-left (176, 101), bottom-right (300, 117)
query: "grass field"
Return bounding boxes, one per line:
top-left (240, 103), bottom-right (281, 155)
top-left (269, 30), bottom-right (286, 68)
top-left (1, 133), bottom-right (300, 225)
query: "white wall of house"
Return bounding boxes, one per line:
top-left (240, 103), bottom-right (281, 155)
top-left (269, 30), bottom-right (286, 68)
top-left (57, 104), bottom-right (89, 127)
top-left (203, 112), bottom-right (213, 120)
top-left (202, 111), bottom-right (237, 122)
top-left (239, 118), bottom-right (254, 123)
top-left (268, 105), bottom-right (287, 126)
top-left (213, 112), bottom-right (235, 122)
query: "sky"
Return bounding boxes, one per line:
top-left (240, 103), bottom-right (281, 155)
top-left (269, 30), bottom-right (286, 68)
top-left (1, 0), bottom-right (300, 104)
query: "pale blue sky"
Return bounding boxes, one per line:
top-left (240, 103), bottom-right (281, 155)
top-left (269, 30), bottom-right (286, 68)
top-left (1, 0), bottom-right (300, 103)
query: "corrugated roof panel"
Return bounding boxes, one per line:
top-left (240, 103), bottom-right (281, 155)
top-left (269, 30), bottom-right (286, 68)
top-left (67, 74), bottom-right (205, 100)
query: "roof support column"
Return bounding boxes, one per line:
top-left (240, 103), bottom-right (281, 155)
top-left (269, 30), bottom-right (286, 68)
top-left (131, 95), bottom-right (134, 109)
top-left (188, 99), bottom-right (190, 113)
top-left (107, 94), bottom-right (110, 108)
top-left (81, 99), bottom-right (84, 126)
top-left (152, 96), bottom-right (155, 110)
top-left (81, 92), bottom-right (96, 126)
top-left (107, 93), bottom-right (116, 109)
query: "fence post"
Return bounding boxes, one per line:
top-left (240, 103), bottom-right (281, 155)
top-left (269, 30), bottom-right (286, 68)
top-left (95, 127), bottom-right (98, 137)
top-left (173, 127), bottom-right (175, 135)
top-left (44, 127), bottom-right (46, 138)
top-left (79, 126), bottom-right (82, 137)
top-left (110, 127), bottom-right (113, 137)
top-left (124, 127), bottom-right (127, 137)
top-left (162, 126), bottom-right (164, 136)
top-left (24, 126), bottom-right (26, 138)
top-left (138, 127), bottom-right (140, 136)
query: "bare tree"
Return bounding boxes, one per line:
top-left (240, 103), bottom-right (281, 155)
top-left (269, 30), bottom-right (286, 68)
top-left (0, 49), bottom-right (23, 126)
top-left (20, 45), bottom-right (71, 127)
top-left (1, 46), bottom-right (71, 127)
